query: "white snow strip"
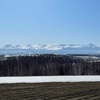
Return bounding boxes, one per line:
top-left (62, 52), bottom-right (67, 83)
top-left (0, 76), bottom-right (100, 83)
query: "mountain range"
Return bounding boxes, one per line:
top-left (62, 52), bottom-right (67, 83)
top-left (0, 43), bottom-right (100, 55)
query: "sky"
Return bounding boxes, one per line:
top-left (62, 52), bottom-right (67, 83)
top-left (0, 0), bottom-right (100, 46)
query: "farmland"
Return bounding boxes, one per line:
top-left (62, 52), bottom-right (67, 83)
top-left (0, 82), bottom-right (100, 100)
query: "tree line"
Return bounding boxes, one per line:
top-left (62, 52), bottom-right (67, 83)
top-left (0, 54), bottom-right (100, 76)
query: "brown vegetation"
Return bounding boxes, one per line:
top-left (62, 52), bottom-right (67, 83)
top-left (0, 82), bottom-right (100, 100)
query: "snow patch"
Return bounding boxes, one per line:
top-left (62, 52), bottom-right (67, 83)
top-left (0, 76), bottom-right (100, 83)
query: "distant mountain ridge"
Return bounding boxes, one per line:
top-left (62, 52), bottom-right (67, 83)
top-left (0, 43), bottom-right (100, 55)
top-left (1, 43), bottom-right (98, 50)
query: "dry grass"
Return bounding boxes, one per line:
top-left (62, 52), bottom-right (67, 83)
top-left (0, 82), bottom-right (100, 100)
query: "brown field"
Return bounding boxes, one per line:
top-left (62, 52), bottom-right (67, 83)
top-left (0, 82), bottom-right (100, 100)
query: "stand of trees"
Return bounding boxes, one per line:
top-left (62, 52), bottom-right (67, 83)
top-left (0, 54), bottom-right (100, 76)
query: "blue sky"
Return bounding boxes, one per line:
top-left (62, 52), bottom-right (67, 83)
top-left (0, 0), bottom-right (100, 46)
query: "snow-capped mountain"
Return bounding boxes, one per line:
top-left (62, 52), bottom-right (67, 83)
top-left (14, 45), bottom-right (32, 49)
top-left (32, 44), bottom-right (46, 50)
top-left (44, 43), bottom-right (63, 50)
top-left (1, 43), bottom-right (98, 50)
top-left (0, 43), bottom-right (100, 55)
top-left (3, 44), bottom-right (14, 49)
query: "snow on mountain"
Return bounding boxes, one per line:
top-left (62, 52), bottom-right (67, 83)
top-left (14, 45), bottom-right (32, 49)
top-left (44, 43), bottom-right (63, 50)
top-left (3, 44), bottom-right (32, 49)
top-left (32, 44), bottom-right (46, 50)
top-left (86, 43), bottom-right (97, 48)
top-left (62, 44), bottom-right (85, 48)
top-left (0, 43), bottom-right (100, 55)
top-left (3, 44), bottom-right (14, 49)
top-left (1, 43), bottom-right (99, 50)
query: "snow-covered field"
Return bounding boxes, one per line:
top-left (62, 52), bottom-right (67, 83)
top-left (0, 76), bottom-right (100, 83)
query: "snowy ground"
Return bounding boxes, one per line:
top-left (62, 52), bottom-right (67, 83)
top-left (0, 76), bottom-right (100, 83)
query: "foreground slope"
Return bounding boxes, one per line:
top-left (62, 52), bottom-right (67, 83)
top-left (0, 82), bottom-right (100, 100)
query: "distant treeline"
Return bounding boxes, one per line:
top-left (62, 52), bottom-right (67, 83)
top-left (0, 54), bottom-right (100, 76)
